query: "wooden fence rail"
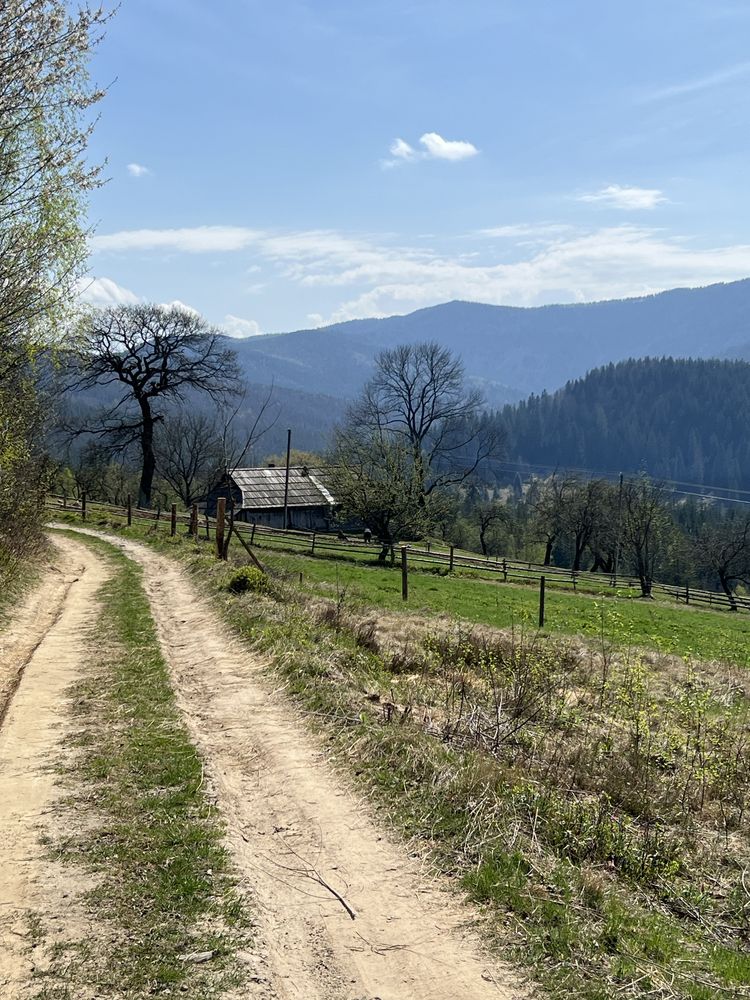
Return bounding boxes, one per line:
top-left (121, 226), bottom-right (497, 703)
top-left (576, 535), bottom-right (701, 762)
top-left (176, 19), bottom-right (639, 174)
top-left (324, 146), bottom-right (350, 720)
top-left (43, 493), bottom-right (750, 615)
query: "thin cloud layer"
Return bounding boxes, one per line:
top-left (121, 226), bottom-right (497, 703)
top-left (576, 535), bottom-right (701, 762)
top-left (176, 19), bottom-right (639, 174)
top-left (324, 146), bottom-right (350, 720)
top-left (92, 222), bottom-right (750, 326)
top-left (92, 225), bottom-right (261, 253)
top-left (578, 185), bottom-right (667, 210)
top-left (383, 131), bottom-right (479, 167)
top-left (642, 61), bottom-right (750, 102)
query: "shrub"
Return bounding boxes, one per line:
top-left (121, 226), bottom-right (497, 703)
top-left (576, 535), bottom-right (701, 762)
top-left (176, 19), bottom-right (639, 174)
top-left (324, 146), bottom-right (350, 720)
top-left (227, 566), bottom-right (271, 595)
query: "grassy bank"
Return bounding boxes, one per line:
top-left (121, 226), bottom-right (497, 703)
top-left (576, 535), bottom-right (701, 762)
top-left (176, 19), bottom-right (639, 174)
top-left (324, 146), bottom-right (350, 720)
top-left (57, 520), bottom-right (750, 999)
top-left (39, 532), bottom-right (249, 999)
top-left (0, 540), bottom-right (47, 628)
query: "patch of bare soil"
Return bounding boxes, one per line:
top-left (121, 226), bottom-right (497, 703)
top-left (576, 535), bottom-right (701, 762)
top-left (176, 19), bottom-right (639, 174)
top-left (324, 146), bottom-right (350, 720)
top-left (0, 535), bottom-right (110, 999)
top-left (60, 527), bottom-right (526, 1000)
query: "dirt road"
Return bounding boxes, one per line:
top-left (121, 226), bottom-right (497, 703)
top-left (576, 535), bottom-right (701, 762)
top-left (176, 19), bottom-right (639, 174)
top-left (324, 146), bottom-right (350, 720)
top-left (5, 527), bottom-right (524, 999)
top-left (0, 536), bottom-right (109, 998)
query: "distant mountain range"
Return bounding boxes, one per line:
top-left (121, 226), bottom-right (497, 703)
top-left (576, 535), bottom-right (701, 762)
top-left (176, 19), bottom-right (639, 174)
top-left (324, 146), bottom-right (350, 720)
top-left (61, 278), bottom-right (750, 464)
top-left (229, 278), bottom-right (750, 410)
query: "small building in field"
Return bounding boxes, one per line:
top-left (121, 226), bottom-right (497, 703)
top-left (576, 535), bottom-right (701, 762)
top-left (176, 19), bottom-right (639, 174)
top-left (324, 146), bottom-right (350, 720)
top-left (204, 466), bottom-right (337, 530)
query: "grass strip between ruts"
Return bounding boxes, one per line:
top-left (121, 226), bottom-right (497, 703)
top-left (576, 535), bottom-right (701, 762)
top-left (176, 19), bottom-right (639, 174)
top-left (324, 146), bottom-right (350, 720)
top-left (36, 531), bottom-right (249, 999)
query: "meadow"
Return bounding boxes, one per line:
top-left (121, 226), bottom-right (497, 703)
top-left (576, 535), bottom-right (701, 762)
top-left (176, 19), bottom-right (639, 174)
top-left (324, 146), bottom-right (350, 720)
top-left (53, 513), bottom-right (750, 999)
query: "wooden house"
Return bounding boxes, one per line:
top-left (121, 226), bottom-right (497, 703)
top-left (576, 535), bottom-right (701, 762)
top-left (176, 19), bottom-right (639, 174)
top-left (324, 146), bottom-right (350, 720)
top-left (204, 466), bottom-right (337, 530)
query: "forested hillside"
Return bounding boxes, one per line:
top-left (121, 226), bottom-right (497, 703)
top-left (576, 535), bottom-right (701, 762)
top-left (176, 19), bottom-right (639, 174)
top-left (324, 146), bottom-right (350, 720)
top-left (497, 357), bottom-right (750, 489)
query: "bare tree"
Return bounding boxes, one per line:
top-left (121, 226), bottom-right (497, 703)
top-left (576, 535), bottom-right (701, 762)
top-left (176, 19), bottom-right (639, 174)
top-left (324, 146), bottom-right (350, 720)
top-left (330, 342), bottom-right (500, 557)
top-left (349, 342), bottom-right (500, 495)
top-left (475, 501), bottom-right (508, 556)
top-left (621, 477), bottom-right (670, 598)
top-left (692, 514), bottom-right (750, 610)
top-left (218, 383), bottom-right (278, 470)
top-left (528, 475), bottom-right (575, 566)
top-left (71, 304), bottom-right (242, 507)
top-left (154, 411), bottom-right (227, 507)
top-left (563, 478), bottom-right (611, 572)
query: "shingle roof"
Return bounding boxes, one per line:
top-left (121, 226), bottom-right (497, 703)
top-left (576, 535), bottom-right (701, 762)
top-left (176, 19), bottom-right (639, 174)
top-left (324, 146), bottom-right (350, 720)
top-left (229, 467), bottom-right (336, 510)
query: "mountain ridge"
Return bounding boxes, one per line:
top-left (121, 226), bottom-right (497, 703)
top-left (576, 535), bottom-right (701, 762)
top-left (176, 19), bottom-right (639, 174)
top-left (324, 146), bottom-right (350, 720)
top-left (227, 277), bottom-right (750, 404)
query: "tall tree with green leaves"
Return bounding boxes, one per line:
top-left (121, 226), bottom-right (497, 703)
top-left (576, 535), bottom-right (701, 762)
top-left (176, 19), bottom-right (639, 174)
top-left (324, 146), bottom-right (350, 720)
top-left (0, 1), bottom-right (107, 568)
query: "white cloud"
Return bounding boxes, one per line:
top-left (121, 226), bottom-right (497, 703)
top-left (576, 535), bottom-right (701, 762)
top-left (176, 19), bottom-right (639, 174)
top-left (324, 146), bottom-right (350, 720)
top-left (223, 314), bottom-right (262, 338)
top-left (76, 276), bottom-right (140, 307)
top-left (390, 137), bottom-right (416, 161)
top-left (382, 131), bottom-right (478, 167)
top-left (578, 184), bottom-right (667, 210)
top-left (90, 222), bottom-right (750, 327)
top-left (92, 225), bottom-right (261, 254)
top-left (127, 162), bottom-right (151, 178)
top-left (419, 132), bottom-right (479, 161)
top-left (263, 224), bottom-right (750, 323)
top-left (160, 299), bottom-right (201, 316)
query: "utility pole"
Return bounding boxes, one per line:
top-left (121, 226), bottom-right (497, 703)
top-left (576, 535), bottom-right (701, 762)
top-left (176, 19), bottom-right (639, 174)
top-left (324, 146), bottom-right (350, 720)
top-left (283, 428), bottom-right (292, 530)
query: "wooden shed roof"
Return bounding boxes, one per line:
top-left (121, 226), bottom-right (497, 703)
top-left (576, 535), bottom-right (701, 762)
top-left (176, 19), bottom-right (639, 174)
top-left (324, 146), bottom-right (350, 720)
top-left (229, 467), bottom-right (336, 510)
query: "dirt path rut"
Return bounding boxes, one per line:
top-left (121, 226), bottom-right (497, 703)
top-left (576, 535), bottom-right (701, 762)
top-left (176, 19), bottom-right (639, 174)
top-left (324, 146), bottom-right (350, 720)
top-left (0, 536), bottom-right (110, 998)
top-left (57, 527), bottom-right (523, 1000)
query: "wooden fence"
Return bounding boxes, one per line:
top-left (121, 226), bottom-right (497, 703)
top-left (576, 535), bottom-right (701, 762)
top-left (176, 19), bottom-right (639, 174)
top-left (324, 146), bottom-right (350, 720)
top-left (44, 493), bottom-right (750, 615)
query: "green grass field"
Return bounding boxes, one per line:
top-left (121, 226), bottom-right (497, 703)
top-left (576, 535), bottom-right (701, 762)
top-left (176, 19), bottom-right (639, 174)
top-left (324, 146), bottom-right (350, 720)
top-left (256, 545), bottom-right (750, 667)
top-left (54, 508), bottom-right (750, 667)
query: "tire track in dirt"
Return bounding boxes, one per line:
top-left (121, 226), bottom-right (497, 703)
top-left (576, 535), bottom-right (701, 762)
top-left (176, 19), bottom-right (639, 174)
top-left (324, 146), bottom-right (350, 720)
top-left (0, 535), bottom-right (110, 998)
top-left (56, 526), bottom-right (526, 1000)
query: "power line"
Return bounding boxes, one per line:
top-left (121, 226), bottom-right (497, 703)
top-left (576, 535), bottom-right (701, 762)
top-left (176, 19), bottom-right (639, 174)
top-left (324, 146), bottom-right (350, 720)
top-left (476, 454), bottom-right (750, 502)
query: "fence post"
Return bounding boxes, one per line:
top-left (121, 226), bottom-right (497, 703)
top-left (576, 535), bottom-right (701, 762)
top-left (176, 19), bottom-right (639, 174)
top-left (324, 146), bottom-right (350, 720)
top-left (685, 584), bottom-right (689, 605)
top-left (190, 504), bottom-right (198, 539)
top-left (205, 512), bottom-right (210, 540)
top-left (539, 576), bottom-right (546, 628)
top-left (81, 492), bottom-right (86, 521)
top-left (250, 521), bottom-right (256, 546)
top-left (311, 531), bottom-right (316, 554)
top-left (401, 546), bottom-right (408, 601)
top-left (449, 545), bottom-right (454, 572)
top-left (170, 504), bottom-right (177, 537)
top-left (127, 493), bottom-right (132, 526)
top-left (502, 559), bottom-right (507, 582)
top-left (216, 498), bottom-right (226, 559)
top-left (62, 490), bottom-right (67, 510)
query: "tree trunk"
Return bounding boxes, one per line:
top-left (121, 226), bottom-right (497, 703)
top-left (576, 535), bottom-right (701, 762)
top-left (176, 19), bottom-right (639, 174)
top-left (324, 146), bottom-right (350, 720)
top-left (479, 526), bottom-right (488, 556)
top-left (572, 535), bottom-right (586, 572)
top-left (638, 570), bottom-right (653, 598)
top-left (138, 402), bottom-right (156, 508)
top-left (719, 572), bottom-right (738, 611)
top-left (543, 537), bottom-right (554, 566)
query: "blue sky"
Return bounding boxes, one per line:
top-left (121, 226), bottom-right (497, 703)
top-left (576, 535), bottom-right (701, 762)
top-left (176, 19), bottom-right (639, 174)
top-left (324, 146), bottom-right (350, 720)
top-left (84, 0), bottom-right (750, 335)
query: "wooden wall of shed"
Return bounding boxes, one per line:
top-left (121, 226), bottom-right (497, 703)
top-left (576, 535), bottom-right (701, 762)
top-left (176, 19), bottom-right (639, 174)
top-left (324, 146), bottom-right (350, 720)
top-left (204, 480), bottom-right (243, 517)
top-left (237, 506), bottom-right (334, 531)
